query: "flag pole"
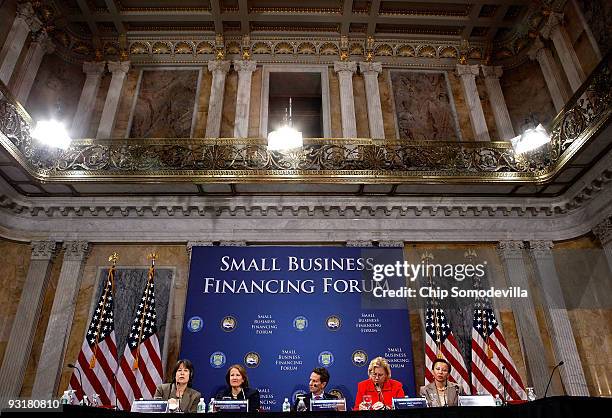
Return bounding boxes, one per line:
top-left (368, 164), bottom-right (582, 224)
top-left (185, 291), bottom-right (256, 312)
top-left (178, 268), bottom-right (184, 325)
top-left (90, 252), bottom-right (119, 369)
top-left (133, 253), bottom-right (157, 370)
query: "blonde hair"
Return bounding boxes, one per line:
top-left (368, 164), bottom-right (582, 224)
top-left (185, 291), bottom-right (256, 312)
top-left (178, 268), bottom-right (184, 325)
top-left (367, 356), bottom-right (391, 379)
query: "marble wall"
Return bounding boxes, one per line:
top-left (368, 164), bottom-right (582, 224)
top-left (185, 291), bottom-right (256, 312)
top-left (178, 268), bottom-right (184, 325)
top-left (112, 68), bottom-right (140, 138)
top-left (575, 0), bottom-right (611, 56)
top-left (0, 0), bottom-right (17, 50)
top-left (129, 70), bottom-right (199, 138)
top-left (501, 60), bottom-right (557, 136)
top-left (353, 73), bottom-right (369, 138)
top-left (193, 70), bottom-right (212, 137)
top-left (220, 70), bottom-right (237, 138)
top-left (564, 1), bottom-right (601, 76)
top-left (0, 239), bottom-right (31, 367)
top-left (328, 68), bottom-right (342, 138)
top-left (379, 70), bottom-right (398, 139)
top-left (26, 54), bottom-right (84, 125)
top-left (446, 71), bottom-right (473, 141)
top-left (391, 71), bottom-right (460, 141)
top-left (248, 68), bottom-right (263, 137)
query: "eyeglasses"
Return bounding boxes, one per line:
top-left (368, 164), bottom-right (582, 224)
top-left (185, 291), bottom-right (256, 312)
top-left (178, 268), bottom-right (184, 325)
top-left (369, 372), bottom-right (385, 378)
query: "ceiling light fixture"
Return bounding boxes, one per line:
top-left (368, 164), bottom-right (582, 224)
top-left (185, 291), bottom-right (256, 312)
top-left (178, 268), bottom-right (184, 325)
top-left (31, 119), bottom-right (72, 150)
top-left (267, 97), bottom-right (303, 151)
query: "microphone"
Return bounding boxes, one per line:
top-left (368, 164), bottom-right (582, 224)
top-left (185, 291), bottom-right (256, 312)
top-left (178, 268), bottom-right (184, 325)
top-left (501, 365), bottom-right (507, 405)
top-left (68, 364), bottom-right (86, 405)
top-left (374, 383), bottom-right (385, 409)
top-left (543, 361), bottom-right (564, 399)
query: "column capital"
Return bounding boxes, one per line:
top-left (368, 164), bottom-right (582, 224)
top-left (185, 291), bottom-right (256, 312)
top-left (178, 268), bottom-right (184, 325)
top-left (107, 60), bottom-right (130, 75)
top-left (593, 217), bottom-right (612, 245)
top-left (358, 61), bottom-right (382, 75)
top-left (31, 240), bottom-right (56, 260)
top-left (208, 60), bottom-right (231, 74)
top-left (16, 2), bottom-right (42, 32)
top-left (496, 240), bottom-right (525, 257)
top-left (219, 240), bottom-right (247, 247)
top-left (540, 12), bottom-right (564, 40)
top-left (62, 240), bottom-right (89, 261)
top-left (346, 240), bottom-right (374, 247)
top-left (377, 240), bottom-right (404, 248)
top-left (333, 61), bottom-right (357, 74)
top-left (527, 37), bottom-right (547, 62)
top-left (233, 60), bottom-right (257, 73)
top-left (186, 240), bottom-right (214, 258)
top-left (528, 240), bottom-right (554, 256)
top-left (83, 61), bottom-right (106, 76)
top-left (32, 30), bottom-right (55, 54)
top-left (481, 65), bottom-right (503, 79)
top-left (456, 64), bottom-right (480, 77)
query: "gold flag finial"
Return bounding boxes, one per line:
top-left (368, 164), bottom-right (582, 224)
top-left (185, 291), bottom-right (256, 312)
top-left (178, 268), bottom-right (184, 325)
top-left (147, 252), bottom-right (158, 266)
top-left (464, 249), bottom-right (477, 260)
top-left (420, 251), bottom-right (434, 262)
top-left (108, 252), bottom-right (119, 266)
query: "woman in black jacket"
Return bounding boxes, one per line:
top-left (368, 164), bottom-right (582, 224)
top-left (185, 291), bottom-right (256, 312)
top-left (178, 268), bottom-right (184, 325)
top-left (215, 364), bottom-right (260, 412)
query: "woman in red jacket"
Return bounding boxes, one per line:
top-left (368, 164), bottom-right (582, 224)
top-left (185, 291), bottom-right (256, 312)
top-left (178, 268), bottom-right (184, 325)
top-left (353, 357), bottom-right (405, 410)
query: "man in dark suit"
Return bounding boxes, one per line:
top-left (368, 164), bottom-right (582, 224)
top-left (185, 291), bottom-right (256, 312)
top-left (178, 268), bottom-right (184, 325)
top-left (293, 367), bottom-right (337, 411)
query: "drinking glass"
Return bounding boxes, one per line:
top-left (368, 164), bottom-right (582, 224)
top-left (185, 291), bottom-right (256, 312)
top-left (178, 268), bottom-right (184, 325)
top-left (363, 395), bottom-right (373, 410)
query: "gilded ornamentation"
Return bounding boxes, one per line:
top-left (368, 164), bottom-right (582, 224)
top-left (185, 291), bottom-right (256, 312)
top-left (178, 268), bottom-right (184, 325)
top-left (196, 41), bottom-right (214, 54)
top-left (130, 41), bottom-right (149, 55)
top-left (152, 41), bottom-right (171, 54)
top-left (396, 45), bottom-right (415, 57)
top-left (297, 42), bottom-right (316, 55)
top-left (226, 41), bottom-right (240, 54)
top-left (274, 42), bottom-right (294, 54)
top-left (319, 42), bottom-right (339, 55)
top-left (439, 46), bottom-right (458, 58)
top-left (174, 41), bottom-right (194, 54)
top-left (1, 55), bottom-right (609, 185)
top-left (252, 42), bottom-right (272, 54)
top-left (417, 45), bottom-right (436, 58)
top-left (374, 44), bottom-right (393, 56)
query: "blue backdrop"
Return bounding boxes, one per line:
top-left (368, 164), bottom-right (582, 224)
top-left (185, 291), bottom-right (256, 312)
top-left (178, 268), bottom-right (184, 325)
top-left (180, 246), bottom-right (415, 411)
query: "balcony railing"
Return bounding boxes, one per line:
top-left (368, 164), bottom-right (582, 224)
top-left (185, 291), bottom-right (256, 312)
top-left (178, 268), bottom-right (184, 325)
top-left (0, 53), bottom-right (609, 184)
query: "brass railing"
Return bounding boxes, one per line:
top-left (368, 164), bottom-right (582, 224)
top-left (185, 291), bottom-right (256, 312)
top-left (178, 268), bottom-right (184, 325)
top-left (0, 53), bottom-right (609, 184)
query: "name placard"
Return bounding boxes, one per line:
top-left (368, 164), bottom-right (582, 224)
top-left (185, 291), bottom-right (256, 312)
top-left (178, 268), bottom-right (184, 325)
top-left (130, 400), bottom-right (169, 413)
top-left (392, 397), bottom-right (428, 409)
top-left (458, 395), bottom-right (496, 407)
top-left (213, 400), bottom-right (249, 413)
top-left (311, 399), bottom-right (347, 412)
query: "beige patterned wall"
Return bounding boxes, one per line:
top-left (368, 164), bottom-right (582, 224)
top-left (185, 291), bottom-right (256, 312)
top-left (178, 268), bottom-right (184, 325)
top-left (446, 72), bottom-right (474, 141)
top-left (26, 54), bottom-right (84, 126)
top-left (112, 68), bottom-right (140, 138)
top-left (57, 244), bottom-right (191, 397)
top-left (501, 60), bottom-right (557, 136)
top-left (564, 1), bottom-right (601, 76)
top-left (220, 71), bottom-right (237, 138)
top-left (248, 67), bottom-right (262, 138)
top-left (194, 71), bottom-right (212, 137)
top-left (0, 239), bottom-right (31, 367)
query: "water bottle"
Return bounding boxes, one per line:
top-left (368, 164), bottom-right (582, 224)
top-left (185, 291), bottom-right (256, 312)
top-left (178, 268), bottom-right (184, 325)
top-left (197, 398), bottom-right (206, 413)
top-left (69, 390), bottom-right (77, 405)
top-left (527, 387), bottom-right (536, 401)
top-left (207, 398), bottom-right (215, 413)
top-left (91, 394), bottom-right (101, 407)
top-left (80, 394), bottom-right (89, 406)
top-left (494, 394), bottom-right (502, 406)
top-left (60, 391), bottom-right (70, 405)
top-left (282, 398), bottom-right (291, 412)
top-left (296, 397), bottom-right (307, 412)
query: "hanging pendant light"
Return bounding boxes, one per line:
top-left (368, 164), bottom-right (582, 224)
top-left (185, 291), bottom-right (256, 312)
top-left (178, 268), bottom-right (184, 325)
top-left (267, 97), bottom-right (303, 151)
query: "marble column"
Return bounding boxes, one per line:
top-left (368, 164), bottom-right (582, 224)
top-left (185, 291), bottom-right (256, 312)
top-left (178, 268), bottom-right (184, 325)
top-left (233, 60), bottom-right (257, 138)
top-left (359, 62), bottom-right (385, 139)
top-left (12, 31), bottom-right (54, 104)
top-left (497, 241), bottom-right (549, 397)
top-left (333, 61), bottom-right (358, 138)
top-left (481, 65), bottom-right (515, 141)
top-left (205, 60), bottom-right (231, 138)
top-left (456, 64), bottom-right (490, 141)
top-left (0, 2), bottom-right (41, 86)
top-left (71, 61), bottom-right (106, 137)
top-left (541, 12), bottom-right (585, 92)
top-left (0, 240), bottom-right (56, 401)
top-left (96, 61), bottom-right (130, 139)
top-left (528, 240), bottom-right (589, 396)
top-left (593, 217), bottom-right (612, 272)
top-left (31, 241), bottom-right (89, 398)
top-left (528, 37), bottom-right (568, 112)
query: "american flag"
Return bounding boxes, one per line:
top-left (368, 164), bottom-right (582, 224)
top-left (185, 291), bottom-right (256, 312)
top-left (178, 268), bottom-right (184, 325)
top-left (115, 259), bottom-right (163, 410)
top-left (424, 298), bottom-right (471, 394)
top-left (68, 264), bottom-right (118, 406)
top-left (471, 296), bottom-right (527, 401)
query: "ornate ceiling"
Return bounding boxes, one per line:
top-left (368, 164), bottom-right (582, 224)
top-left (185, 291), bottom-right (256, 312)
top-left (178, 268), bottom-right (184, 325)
top-left (34, 0), bottom-right (568, 64)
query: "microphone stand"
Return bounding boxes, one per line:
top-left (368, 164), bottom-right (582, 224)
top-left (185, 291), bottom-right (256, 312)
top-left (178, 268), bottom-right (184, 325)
top-left (501, 365), bottom-right (507, 406)
top-left (68, 364), bottom-right (86, 405)
top-left (543, 361), bottom-right (564, 398)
